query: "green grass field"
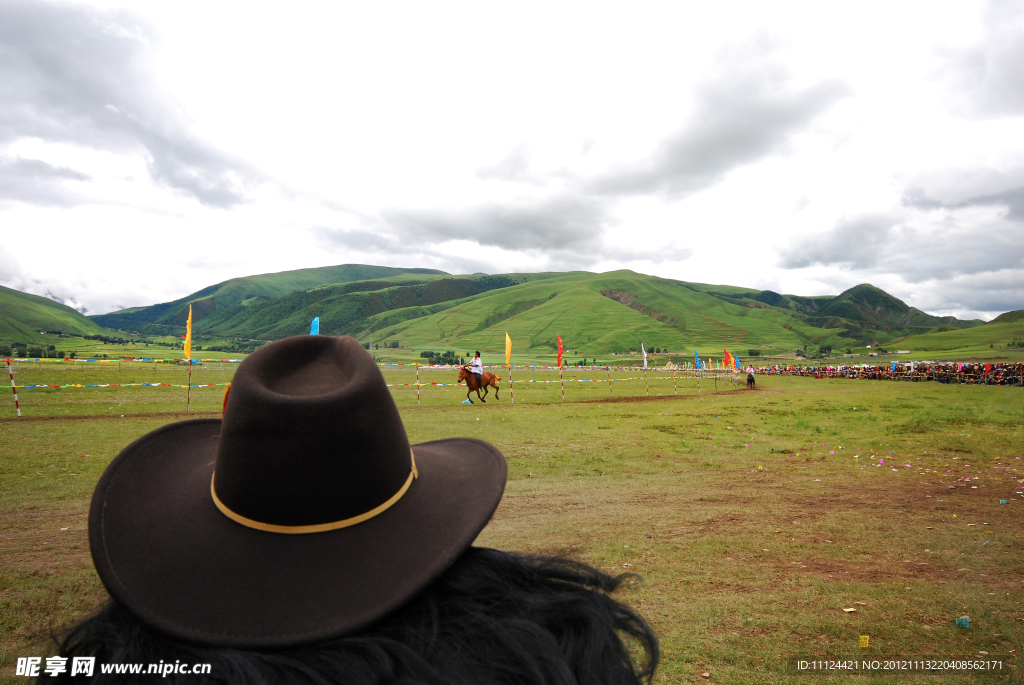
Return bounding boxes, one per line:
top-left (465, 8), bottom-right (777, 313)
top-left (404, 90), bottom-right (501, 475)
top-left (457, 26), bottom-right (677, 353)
top-left (2, 368), bottom-right (1022, 683)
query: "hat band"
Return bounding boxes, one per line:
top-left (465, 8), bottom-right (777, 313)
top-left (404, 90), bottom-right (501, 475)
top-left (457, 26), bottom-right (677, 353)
top-left (210, 450), bottom-right (419, 534)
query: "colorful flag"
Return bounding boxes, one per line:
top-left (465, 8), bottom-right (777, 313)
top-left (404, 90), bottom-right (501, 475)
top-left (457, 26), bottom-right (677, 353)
top-left (695, 349), bottom-right (700, 368)
top-left (183, 305), bottom-right (193, 360)
top-left (557, 336), bottom-right (564, 368)
top-left (505, 331), bottom-right (512, 366)
top-left (735, 355), bottom-right (741, 369)
top-left (641, 343), bottom-right (648, 370)
top-left (310, 317), bottom-right (319, 335)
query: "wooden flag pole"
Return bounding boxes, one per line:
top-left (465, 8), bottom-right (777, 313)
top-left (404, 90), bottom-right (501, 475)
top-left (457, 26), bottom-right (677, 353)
top-left (186, 360), bottom-right (193, 412)
top-left (560, 366), bottom-right (564, 401)
top-left (608, 367), bottom-right (613, 397)
top-left (508, 364), bottom-right (514, 405)
top-left (184, 303), bottom-right (193, 412)
top-left (674, 366), bottom-right (677, 395)
top-left (645, 366), bottom-right (649, 397)
top-left (7, 360), bottom-right (21, 417)
top-left (416, 364), bottom-right (421, 406)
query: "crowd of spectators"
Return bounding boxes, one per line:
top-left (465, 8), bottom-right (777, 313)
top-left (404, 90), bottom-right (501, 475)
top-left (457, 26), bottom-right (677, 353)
top-left (751, 362), bottom-right (1023, 385)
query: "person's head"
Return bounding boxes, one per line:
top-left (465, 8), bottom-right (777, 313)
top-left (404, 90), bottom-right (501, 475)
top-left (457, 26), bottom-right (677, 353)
top-left (46, 336), bottom-right (657, 684)
top-left (475, 351), bottom-right (480, 358)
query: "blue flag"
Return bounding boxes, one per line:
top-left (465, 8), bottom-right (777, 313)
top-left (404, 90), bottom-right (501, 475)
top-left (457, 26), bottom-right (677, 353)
top-left (310, 317), bottom-right (319, 335)
top-left (735, 355), bottom-right (741, 369)
top-left (695, 349), bottom-right (700, 368)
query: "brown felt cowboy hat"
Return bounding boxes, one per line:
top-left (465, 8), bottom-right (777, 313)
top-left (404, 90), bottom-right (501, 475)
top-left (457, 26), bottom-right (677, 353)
top-left (88, 335), bottom-right (506, 648)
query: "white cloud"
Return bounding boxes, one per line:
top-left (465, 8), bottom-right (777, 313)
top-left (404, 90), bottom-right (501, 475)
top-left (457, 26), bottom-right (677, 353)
top-left (0, 0), bottom-right (1020, 321)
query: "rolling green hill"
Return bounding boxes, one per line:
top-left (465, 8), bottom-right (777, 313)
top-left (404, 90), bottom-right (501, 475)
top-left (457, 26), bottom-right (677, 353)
top-left (991, 309), bottom-right (1024, 324)
top-left (0, 285), bottom-right (108, 341)
top-left (696, 283), bottom-right (983, 342)
top-left (892, 316), bottom-right (1024, 353)
top-left (362, 277), bottom-right (990, 354)
top-left (90, 264), bottom-right (449, 333)
top-left (76, 264), bottom-right (1000, 356)
top-left (193, 275), bottom-right (542, 341)
top-left (366, 271), bottom-right (848, 354)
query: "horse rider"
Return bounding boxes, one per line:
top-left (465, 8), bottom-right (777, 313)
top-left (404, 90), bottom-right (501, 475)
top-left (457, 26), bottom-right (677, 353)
top-left (470, 351), bottom-right (483, 378)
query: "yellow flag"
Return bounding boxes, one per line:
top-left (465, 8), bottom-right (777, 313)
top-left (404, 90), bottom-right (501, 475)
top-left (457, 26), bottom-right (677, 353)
top-left (505, 331), bottom-right (512, 366)
top-left (183, 304), bottom-right (193, 360)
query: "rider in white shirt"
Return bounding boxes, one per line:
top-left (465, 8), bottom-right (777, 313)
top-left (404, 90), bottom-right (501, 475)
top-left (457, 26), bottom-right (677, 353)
top-left (470, 351), bottom-right (483, 377)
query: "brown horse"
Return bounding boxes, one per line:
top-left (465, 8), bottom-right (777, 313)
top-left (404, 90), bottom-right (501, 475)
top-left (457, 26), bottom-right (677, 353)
top-left (457, 366), bottom-right (501, 403)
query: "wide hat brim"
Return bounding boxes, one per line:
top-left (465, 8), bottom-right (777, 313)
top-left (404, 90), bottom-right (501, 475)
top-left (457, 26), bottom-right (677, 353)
top-left (89, 419), bottom-right (506, 648)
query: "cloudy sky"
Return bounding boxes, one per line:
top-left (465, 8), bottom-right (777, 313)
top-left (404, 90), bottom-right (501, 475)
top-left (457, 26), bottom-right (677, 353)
top-left (1, 0), bottom-right (1022, 319)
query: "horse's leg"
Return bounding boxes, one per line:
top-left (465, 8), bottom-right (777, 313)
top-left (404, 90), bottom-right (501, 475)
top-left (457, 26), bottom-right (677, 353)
top-left (465, 387), bottom-right (473, 403)
top-left (481, 385), bottom-right (489, 402)
top-left (470, 375), bottom-right (484, 402)
top-left (493, 381), bottom-right (500, 400)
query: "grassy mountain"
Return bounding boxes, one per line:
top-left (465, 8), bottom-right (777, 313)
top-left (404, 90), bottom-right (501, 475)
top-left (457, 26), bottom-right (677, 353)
top-left (991, 309), bottom-right (1024, 324)
top-left (0, 285), bottom-right (108, 341)
top-left (194, 275), bottom-right (539, 340)
top-left (152, 270), bottom-right (849, 353)
top-left (892, 314), bottom-right (1024, 353)
top-left (91, 264), bottom-right (448, 332)
top-left (364, 277), bottom-right (992, 354)
top-left (812, 284), bottom-right (982, 330)
top-left (78, 264), bottom-right (998, 355)
top-left (365, 271), bottom-right (854, 354)
top-left (696, 283), bottom-right (983, 346)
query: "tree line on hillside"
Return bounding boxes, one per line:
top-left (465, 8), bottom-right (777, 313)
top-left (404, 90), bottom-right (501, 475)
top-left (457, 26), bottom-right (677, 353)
top-left (1, 343), bottom-right (74, 358)
top-left (419, 350), bottom-right (466, 365)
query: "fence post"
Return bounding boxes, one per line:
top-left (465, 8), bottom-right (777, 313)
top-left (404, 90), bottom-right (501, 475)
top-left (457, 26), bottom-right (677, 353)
top-left (7, 360), bottom-right (21, 417)
top-left (508, 363), bottom-right (514, 405)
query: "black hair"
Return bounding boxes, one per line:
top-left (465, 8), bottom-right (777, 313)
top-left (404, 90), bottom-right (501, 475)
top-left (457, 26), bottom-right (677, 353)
top-left (475, 351), bottom-right (480, 356)
top-left (42, 548), bottom-right (658, 685)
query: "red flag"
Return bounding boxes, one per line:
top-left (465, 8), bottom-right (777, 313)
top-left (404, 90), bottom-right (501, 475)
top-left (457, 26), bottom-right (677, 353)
top-left (984, 364), bottom-right (991, 375)
top-left (723, 349), bottom-right (733, 368)
top-left (557, 336), bottom-right (563, 368)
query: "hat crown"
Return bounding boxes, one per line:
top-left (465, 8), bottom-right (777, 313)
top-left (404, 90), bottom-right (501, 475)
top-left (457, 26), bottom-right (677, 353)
top-left (213, 336), bottom-right (411, 528)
